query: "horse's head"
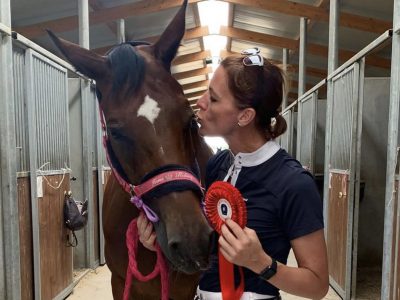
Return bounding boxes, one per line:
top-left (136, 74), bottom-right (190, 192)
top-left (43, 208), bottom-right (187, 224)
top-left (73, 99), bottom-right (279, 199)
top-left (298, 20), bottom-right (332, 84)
top-left (48, 0), bottom-right (212, 274)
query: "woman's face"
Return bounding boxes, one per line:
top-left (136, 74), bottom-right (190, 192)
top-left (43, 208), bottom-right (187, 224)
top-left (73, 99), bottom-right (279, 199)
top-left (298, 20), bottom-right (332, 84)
top-left (196, 66), bottom-right (241, 138)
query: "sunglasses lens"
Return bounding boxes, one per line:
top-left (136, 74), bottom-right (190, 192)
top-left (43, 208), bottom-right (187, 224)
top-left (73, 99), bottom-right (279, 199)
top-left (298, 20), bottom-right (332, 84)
top-left (243, 55), bottom-right (263, 66)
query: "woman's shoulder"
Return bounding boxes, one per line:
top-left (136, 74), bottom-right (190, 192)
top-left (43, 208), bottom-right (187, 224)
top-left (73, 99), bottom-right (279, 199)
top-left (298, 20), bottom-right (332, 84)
top-left (207, 149), bottom-right (231, 169)
top-left (258, 149), bottom-right (317, 193)
top-left (204, 149), bottom-right (232, 189)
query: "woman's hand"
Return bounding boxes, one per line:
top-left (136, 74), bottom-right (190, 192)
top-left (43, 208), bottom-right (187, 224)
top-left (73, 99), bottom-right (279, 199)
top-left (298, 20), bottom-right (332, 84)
top-left (137, 212), bottom-right (157, 252)
top-left (218, 219), bottom-right (270, 273)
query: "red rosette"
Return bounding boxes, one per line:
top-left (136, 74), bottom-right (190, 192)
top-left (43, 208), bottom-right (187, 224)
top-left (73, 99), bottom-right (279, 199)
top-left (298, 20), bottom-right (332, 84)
top-left (205, 181), bottom-right (247, 232)
top-left (204, 181), bottom-right (247, 300)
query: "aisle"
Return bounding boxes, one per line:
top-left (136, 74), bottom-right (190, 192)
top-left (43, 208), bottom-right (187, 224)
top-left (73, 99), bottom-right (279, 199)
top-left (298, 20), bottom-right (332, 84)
top-left (67, 251), bottom-right (341, 300)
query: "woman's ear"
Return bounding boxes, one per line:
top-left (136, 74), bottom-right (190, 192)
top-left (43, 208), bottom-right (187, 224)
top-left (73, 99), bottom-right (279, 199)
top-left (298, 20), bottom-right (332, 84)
top-left (237, 107), bottom-right (256, 127)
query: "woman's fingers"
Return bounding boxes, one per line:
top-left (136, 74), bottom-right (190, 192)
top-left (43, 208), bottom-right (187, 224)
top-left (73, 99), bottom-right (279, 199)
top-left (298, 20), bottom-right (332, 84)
top-left (143, 220), bottom-right (154, 240)
top-left (137, 213), bottom-right (157, 251)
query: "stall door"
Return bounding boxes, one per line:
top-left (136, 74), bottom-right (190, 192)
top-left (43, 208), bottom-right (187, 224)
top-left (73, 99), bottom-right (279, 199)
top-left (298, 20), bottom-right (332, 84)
top-left (326, 61), bottom-right (364, 300)
top-left (25, 49), bottom-right (72, 300)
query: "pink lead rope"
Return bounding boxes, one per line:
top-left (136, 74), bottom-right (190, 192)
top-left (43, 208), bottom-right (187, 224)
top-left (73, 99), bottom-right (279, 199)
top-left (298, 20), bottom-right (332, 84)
top-left (123, 218), bottom-right (169, 300)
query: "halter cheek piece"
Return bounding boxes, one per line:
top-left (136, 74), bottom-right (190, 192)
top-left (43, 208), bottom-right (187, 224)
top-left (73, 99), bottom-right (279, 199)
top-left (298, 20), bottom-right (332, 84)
top-left (98, 106), bottom-right (204, 222)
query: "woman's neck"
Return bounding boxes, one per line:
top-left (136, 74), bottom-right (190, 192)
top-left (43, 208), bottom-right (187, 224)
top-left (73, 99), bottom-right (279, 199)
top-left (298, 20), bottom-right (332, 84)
top-left (226, 128), bottom-right (269, 155)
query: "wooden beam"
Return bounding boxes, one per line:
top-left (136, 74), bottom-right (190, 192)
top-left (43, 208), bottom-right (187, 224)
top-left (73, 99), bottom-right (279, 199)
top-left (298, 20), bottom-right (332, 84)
top-left (173, 50), bottom-right (211, 65)
top-left (173, 66), bottom-right (212, 80)
top-left (14, 0), bottom-right (203, 39)
top-left (184, 26), bottom-right (209, 40)
top-left (184, 90), bottom-right (206, 99)
top-left (220, 49), bottom-right (327, 78)
top-left (221, 0), bottom-right (391, 34)
top-left (93, 26), bottom-right (208, 54)
top-left (220, 26), bottom-right (298, 50)
top-left (181, 80), bottom-right (209, 90)
top-left (220, 26), bottom-right (391, 69)
top-left (188, 98), bottom-right (201, 104)
top-left (307, 43), bottom-right (391, 69)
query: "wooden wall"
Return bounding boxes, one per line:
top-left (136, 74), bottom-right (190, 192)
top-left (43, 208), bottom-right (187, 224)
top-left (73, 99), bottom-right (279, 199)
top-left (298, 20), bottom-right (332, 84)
top-left (18, 177), bottom-right (34, 300)
top-left (327, 172), bottom-right (349, 290)
top-left (39, 174), bottom-right (72, 300)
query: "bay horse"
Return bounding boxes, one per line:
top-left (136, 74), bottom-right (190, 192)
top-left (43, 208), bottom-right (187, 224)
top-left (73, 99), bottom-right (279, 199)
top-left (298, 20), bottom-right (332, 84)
top-left (48, 0), bottom-right (213, 298)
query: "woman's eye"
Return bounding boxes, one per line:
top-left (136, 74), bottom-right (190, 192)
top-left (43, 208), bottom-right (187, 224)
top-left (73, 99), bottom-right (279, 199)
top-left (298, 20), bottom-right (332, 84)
top-left (210, 96), bottom-right (217, 102)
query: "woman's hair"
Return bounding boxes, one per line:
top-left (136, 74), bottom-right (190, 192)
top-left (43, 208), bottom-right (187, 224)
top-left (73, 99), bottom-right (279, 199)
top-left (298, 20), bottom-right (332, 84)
top-left (220, 55), bottom-right (287, 139)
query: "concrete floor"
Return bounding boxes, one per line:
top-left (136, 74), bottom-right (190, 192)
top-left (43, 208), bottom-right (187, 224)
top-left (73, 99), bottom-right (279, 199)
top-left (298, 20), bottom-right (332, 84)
top-left (66, 251), bottom-right (342, 300)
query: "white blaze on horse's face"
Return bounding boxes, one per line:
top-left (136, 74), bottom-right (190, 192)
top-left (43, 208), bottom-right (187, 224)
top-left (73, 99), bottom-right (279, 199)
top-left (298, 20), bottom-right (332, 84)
top-left (137, 95), bottom-right (161, 125)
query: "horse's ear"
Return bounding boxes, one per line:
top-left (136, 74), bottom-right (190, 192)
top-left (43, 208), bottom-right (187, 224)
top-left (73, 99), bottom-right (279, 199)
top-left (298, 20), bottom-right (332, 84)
top-left (47, 30), bottom-right (109, 80)
top-left (153, 0), bottom-right (187, 70)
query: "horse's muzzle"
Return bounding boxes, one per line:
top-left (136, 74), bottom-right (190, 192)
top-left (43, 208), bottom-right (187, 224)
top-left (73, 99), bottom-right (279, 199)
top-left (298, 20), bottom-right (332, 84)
top-left (166, 225), bottom-right (213, 273)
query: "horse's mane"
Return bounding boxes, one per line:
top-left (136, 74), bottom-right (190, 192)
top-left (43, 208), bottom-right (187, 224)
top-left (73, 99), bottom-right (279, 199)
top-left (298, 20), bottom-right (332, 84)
top-left (107, 41), bottom-right (149, 96)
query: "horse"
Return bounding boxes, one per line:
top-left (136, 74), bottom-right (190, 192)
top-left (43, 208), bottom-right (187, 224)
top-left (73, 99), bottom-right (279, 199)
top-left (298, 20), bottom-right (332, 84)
top-left (48, 0), bottom-right (213, 298)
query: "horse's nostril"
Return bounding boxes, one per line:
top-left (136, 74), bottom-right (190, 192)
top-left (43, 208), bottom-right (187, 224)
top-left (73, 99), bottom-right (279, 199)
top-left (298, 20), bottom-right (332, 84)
top-left (168, 239), bottom-right (181, 254)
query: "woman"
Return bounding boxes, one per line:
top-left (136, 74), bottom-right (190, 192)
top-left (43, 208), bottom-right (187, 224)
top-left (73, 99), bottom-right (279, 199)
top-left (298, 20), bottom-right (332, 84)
top-left (138, 49), bottom-right (329, 300)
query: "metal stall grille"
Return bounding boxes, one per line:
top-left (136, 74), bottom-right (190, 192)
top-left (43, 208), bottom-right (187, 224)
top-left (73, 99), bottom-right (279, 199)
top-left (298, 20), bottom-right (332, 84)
top-left (13, 46), bottom-right (29, 174)
top-left (326, 62), bottom-right (363, 300)
top-left (31, 53), bottom-right (70, 172)
top-left (330, 68), bottom-right (355, 171)
top-left (297, 92), bottom-right (317, 173)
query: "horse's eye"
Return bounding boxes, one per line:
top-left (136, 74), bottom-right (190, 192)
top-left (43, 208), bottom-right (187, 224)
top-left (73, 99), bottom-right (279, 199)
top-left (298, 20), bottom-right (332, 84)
top-left (108, 127), bottom-right (126, 141)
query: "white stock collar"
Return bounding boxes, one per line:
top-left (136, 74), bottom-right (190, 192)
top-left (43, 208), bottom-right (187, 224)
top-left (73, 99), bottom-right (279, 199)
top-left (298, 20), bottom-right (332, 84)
top-left (224, 140), bottom-right (281, 186)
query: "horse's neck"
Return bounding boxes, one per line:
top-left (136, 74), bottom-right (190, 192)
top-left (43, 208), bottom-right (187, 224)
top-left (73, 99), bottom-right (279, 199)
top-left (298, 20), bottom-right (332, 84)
top-left (195, 136), bottom-right (213, 184)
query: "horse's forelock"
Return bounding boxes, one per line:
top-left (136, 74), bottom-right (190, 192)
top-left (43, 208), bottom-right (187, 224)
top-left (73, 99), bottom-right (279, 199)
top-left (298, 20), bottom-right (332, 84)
top-left (107, 44), bottom-right (146, 96)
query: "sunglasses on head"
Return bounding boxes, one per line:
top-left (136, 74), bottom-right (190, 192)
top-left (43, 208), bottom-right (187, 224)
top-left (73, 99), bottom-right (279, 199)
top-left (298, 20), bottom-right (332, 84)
top-left (241, 47), bottom-right (264, 67)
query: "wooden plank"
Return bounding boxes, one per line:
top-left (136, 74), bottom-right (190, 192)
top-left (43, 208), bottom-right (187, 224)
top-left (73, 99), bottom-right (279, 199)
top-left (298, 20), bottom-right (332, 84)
top-left (181, 80), bottom-right (209, 90)
top-left (93, 26), bottom-right (208, 55)
top-left (172, 50), bottom-right (211, 65)
top-left (220, 49), bottom-right (327, 78)
top-left (220, 26), bottom-right (298, 50)
top-left (327, 172), bottom-right (348, 290)
top-left (307, 43), bottom-right (391, 69)
top-left (184, 90), bottom-right (205, 99)
top-left (173, 66), bottom-right (212, 81)
top-left (39, 174), bottom-right (72, 299)
top-left (18, 177), bottom-right (34, 300)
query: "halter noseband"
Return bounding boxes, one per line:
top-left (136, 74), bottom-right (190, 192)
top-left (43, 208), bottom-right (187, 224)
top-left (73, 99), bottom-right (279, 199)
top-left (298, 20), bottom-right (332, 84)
top-left (98, 106), bottom-right (203, 222)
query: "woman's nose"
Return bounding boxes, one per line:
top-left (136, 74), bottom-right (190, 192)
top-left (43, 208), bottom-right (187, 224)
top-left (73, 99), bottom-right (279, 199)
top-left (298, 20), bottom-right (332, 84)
top-left (196, 92), bottom-right (208, 110)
